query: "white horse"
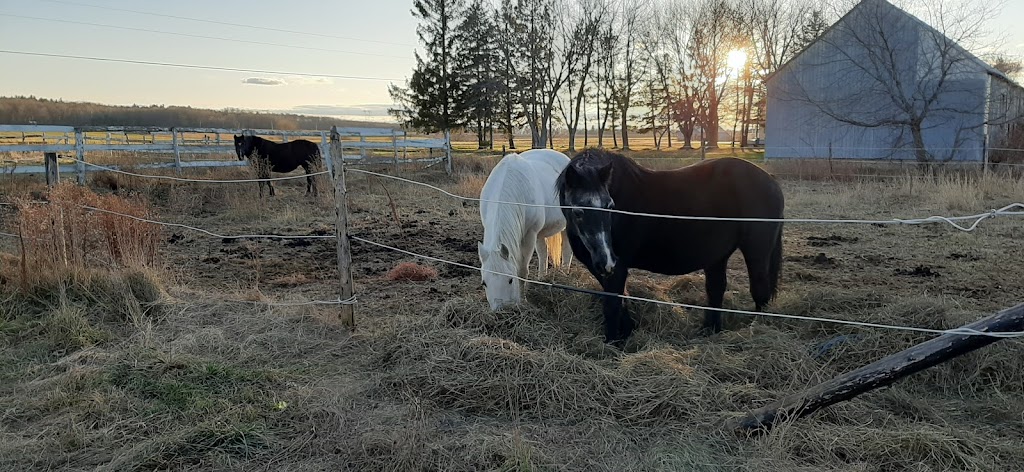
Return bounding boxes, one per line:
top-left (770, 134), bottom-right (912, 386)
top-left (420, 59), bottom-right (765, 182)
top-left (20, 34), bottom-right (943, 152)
top-left (478, 149), bottom-right (573, 311)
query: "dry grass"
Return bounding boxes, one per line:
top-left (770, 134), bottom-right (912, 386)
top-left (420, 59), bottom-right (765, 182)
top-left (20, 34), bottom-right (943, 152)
top-left (4, 183), bottom-right (161, 289)
top-left (1, 154), bottom-right (1023, 471)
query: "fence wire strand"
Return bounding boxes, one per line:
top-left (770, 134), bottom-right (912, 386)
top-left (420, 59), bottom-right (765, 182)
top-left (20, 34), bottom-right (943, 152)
top-left (348, 236), bottom-right (1024, 339)
top-left (80, 205), bottom-right (335, 240)
top-left (347, 168), bottom-right (1024, 232)
top-left (66, 204), bottom-right (1021, 338)
top-left (76, 159), bottom-right (330, 183)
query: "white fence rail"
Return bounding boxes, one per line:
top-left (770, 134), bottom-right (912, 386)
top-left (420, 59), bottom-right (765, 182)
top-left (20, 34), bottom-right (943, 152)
top-left (0, 125), bottom-right (452, 181)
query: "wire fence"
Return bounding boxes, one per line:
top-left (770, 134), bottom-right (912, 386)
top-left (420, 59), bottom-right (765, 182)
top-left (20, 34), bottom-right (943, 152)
top-left (3, 156), bottom-right (1024, 338)
top-left (77, 160), bottom-right (331, 183)
top-left (27, 202), bottom-right (1021, 339)
top-left (348, 168), bottom-right (1024, 232)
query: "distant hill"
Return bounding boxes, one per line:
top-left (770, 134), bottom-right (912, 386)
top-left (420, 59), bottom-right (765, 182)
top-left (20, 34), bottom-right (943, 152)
top-left (0, 96), bottom-right (394, 130)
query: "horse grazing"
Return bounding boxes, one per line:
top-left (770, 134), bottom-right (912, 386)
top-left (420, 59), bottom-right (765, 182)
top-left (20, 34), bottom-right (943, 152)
top-left (478, 149), bottom-right (574, 311)
top-left (555, 148), bottom-right (785, 344)
top-left (233, 134), bottom-right (322, 197)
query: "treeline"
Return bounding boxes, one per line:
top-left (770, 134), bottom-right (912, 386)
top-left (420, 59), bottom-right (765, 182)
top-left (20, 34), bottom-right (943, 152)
top-left (390, 0), bottom-right (832, 150)
top-left (0, 96), bottom-right (390, 130)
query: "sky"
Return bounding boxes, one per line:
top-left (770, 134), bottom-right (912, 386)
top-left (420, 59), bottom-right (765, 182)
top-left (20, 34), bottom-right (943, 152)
top-left (0, 0), bottom-right (1023, 124)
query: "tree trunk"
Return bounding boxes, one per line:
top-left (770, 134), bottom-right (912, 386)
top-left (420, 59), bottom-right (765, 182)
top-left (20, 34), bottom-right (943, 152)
top-left (620, 113), bottom-right (630, 151)
top-left (705, 85), bottom-right (720, 149)
top-left (911, 121), bottom-right (928, 162)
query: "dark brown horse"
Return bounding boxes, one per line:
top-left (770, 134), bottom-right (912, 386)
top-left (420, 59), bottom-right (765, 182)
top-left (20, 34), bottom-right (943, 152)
top-left (233, 134), bottom-right (322, 197)
top-left (555, 148), bottom-right (785, 344)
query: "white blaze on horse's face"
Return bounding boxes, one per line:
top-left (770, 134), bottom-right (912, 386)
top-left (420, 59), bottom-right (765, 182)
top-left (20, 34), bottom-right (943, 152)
top-left (564, 164), bottom-right (617, 278)
top-left (478, 241), bottom-right (520, 311)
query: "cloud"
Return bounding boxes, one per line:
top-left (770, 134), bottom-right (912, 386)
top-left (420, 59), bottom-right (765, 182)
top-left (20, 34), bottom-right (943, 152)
top-left (242, 77), bottom-right (287, 86)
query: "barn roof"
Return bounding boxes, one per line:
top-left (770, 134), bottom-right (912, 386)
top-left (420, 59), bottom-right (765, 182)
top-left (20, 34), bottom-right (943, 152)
top-left (765, 0), bottom-right (1022, 90)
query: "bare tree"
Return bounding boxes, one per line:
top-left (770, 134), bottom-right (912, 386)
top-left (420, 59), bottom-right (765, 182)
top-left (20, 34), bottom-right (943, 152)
top-left (664, 0), bottom-right (700, 149)
top-left (738, 0), bottom-right (806, 146)
top-left (556, 0), bottom-right (606, 151)
top-left (687, 0), bottom-right (743, 149)
top-left (609, 0), bottom-right (649, 150)
top-left (592, 19), bottom-right (619, 147)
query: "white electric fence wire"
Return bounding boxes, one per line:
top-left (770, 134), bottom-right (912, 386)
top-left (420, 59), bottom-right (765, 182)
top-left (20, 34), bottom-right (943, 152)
top-left (80, 205), bottom-right (335, 240)
top-left (348, 235), bottom-right (1024, 339)
top-left (76, 159), bottom-right (330, 183)
top-left (348, 168), bottom-right (1024, 232)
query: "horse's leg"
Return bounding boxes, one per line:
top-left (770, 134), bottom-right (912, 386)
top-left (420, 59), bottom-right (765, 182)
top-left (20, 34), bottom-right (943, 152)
top-left (519, 236), bottom-right (536, 297)
top-left (268, 180), bottom-right (276, 197)
top-left (535, 234), bottom-right (549, 277)
top-left (601, 266), bottom-right (633, 344)
top-left (702, 258), bottom-right (729, 335)
top-left (741, 235), bottom-right (779, 313)
top-left (302, 163), bottom-right (315, 195)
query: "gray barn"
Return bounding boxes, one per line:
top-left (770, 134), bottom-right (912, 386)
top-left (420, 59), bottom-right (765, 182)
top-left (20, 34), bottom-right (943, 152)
top-left (765, 0), bottom-right (1024, 162)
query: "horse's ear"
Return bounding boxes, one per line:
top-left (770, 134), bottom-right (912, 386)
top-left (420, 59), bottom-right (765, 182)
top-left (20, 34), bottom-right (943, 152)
top-left (597, 164), bottom-right (613, 187)
top-left (499, 244), bottom-right (510, 261)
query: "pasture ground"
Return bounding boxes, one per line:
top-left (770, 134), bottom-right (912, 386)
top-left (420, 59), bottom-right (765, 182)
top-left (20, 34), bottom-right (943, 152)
top-left (1, 150), bottom-right (1023, 471)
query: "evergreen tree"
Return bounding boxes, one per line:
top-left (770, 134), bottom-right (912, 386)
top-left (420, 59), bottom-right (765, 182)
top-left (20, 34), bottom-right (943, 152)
top-left (455, 0), bottom-right (500, 149)
top-left (793, 9), bottom-right (828, 54)
top-left (389, 0), bottom-right (468, 133)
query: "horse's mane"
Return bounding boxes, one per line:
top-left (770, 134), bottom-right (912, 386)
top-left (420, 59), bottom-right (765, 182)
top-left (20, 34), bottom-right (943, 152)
top-left (480, 155), bottom-right (532, 260)
top-left (555, 148), bottom-right (645, 194)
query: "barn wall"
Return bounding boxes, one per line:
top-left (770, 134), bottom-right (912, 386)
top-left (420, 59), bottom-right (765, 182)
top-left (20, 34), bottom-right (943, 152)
top-left (766, 0), bottom-right (989, 161)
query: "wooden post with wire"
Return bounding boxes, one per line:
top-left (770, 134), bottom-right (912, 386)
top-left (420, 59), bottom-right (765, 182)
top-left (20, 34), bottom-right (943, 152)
top-left (444, 130), bottom-right (453, 175)
top-left (44, 152), bottom-right (59, 187)
top-left (74, 130), bottom-right (86, 184)
top-left (171, 128), bottom-right (182, 175)
top-left (329, 126), bottom-right (356, 327)
top-left (729, 302), bottom-right (1024, 435)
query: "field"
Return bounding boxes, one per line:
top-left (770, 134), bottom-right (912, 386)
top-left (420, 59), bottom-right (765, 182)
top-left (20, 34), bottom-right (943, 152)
top-left (1, 148), bottom-right (1023, 471)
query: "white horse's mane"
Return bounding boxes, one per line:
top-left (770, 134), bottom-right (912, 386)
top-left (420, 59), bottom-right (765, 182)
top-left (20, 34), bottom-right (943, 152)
top-left (480, 155), bottom-right (533, 265)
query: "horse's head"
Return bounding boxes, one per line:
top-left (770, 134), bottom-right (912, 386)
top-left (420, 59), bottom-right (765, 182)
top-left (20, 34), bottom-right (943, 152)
top-left (233, 134), bottom-right (253, 160)
top-left (478, 241), bottom-right (520, 311)
top-left (557, 151), bottom-right (617, 278)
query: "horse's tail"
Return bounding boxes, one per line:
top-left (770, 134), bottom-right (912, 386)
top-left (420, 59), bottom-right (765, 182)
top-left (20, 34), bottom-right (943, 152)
top-left (545, 232), bottom-right (563, 269)
top-left (767, 224), bottom-right (783, 301)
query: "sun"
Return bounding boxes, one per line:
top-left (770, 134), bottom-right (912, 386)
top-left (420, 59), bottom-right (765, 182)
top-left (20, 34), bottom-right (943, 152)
top-left (727, 49), bottom-right (747, 73)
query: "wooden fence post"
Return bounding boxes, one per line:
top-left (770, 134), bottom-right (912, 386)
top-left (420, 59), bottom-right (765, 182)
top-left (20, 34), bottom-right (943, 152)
top-left (74, 130), bottom-right (86, 184)
top-left (329, 126), bottom-right (356, 327)
top-left (359, 134), bottom-right (367, 159)
top-left (44, 152), bottom-right (59, 187)
top-left (729, 302), bottom-right (1024, 435)
top-left (320, 131), bottom-right (333, 177)
top-left (444, 130), bottom-right (453, 175)
top-left (171, 128), bottom-right (182, 175)
top-left (392, 129), bottom-right (399, 170)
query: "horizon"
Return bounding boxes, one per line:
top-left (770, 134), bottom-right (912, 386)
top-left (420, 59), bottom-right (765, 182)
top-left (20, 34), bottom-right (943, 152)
top-left (0, 0), bottom-right (1022, 126)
